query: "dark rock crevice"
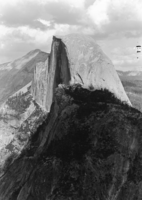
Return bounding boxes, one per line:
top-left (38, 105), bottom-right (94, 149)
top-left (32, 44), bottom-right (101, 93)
top-left (44, 36), bottom-right (71, 111)
top-left (52, 36), bottom-right (71, 87)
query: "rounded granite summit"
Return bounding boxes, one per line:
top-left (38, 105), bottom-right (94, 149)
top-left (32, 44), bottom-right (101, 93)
top-left (58, 34), bottom-right (131, 106)
top-left (32, 34), bottom-right (131, 111)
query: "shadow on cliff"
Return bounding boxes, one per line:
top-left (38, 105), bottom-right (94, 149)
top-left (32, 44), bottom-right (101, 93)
top-left (0, 85), bottom-right (142, 200)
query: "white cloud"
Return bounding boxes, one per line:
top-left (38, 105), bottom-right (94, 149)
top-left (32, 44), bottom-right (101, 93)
top-left (37, 19), bottom-right (51, 27)
top-left (87, 0), bottom-right (110, 27)
top-left (0, 0), bottom-right (142, 71)
top-left (0, 0), bottom-right (85, 9)
top-left (41, 0), bottom-right (85, 8)
top-left (110, 0), bottom-right (142, 21)
top-left (87, 0), bottom-right (142, 29)
top-left (0, 43), bottom-right (4, 49)
top-left (0, 25), bottom-right (14, 40)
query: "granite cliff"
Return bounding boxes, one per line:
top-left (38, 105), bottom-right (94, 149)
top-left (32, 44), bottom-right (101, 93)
top-left (32, 35), bottom-right (131, 111)
top-left (1, 34), bottom-right (142, 200)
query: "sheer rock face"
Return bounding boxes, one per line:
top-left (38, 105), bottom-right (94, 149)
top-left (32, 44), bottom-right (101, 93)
top-left (31, 37), bottom-right (71, 111)
top-left (31, 34), bottom-right (131, 111)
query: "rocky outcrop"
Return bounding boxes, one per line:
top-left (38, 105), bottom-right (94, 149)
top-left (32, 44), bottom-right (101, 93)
top-left (32, 34), bottom-right (131, 111)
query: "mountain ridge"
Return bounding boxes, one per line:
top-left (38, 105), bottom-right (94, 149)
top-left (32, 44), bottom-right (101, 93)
top-left (0, 50), bottom-right (48, 167)
top-left (0, 50), bottom-right (48, 105)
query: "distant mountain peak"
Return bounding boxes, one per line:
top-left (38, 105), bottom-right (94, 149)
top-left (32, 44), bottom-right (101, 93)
top-left (0, 49), bottom-right (48, 105)
top-left (25, 49), bottom-right (41, 56)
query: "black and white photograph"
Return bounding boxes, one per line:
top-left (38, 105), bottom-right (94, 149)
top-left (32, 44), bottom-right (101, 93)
top-left (0, 0), bottom-right (142, 199)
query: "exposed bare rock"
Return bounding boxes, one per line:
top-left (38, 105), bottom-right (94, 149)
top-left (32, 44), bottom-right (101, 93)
top-left (32, 34), bottom-right (131, 111)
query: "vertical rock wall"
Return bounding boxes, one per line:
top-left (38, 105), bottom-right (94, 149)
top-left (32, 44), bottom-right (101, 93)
top-left (31, 37), bottom-right (71, 111)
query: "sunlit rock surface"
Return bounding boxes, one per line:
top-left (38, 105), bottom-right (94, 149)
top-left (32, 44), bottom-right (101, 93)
top-left (60, 34), bottom-right (131, 105)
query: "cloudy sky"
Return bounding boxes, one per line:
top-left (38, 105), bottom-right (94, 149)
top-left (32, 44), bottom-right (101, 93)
top-left (0, 0), bottom-right (142, 71)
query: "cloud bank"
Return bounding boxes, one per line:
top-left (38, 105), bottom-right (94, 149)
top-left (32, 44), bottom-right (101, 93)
top-left (0, 0), bottom-right (142, 70)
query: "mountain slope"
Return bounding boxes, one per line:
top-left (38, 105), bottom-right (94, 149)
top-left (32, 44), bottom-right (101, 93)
top-left (0, 85), bottom-right (141, 200)
top-left (0, 83), bottom-right (47, 168)
top-left (0, 50), bottom-right (48, 167)
top-left (0, 49), bottom-right (48, 105)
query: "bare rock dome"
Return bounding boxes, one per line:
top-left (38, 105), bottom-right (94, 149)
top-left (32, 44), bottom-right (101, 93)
top-left (32, 34), bottom-right (131, 111)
